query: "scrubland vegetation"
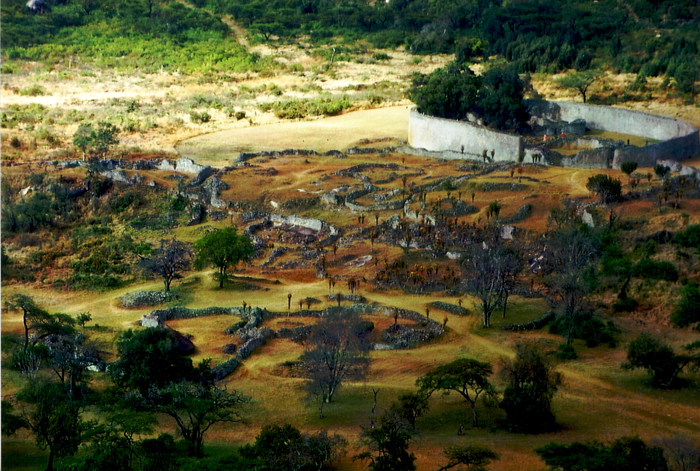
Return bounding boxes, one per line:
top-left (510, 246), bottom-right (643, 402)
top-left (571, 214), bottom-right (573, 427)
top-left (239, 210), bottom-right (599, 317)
top-left (2, 0), bottom-right (700, 470)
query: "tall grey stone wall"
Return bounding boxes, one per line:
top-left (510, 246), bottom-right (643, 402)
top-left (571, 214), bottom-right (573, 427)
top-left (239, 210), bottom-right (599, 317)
top-left (612, 132), bottom-right (700, 169)
top-left (408, 109), bottom-right (523, 161)
top-left (527, 100), bottom-right (699, 168)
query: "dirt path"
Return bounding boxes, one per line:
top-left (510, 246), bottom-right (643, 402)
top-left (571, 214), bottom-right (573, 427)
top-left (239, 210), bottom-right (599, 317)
top-left (221, 14), bottom-right (250, 49)
top-left (617, 0), bottom-right (640, 23)
top-left (173, 0), bottom-right (249, 49)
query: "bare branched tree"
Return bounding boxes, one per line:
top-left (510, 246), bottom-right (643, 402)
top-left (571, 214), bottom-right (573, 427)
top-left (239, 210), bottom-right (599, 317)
top-left (140, 238), bottom-right (194, 292)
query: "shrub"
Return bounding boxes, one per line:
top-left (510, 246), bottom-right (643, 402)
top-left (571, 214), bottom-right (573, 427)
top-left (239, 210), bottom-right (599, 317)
top-left (550, 312), bottom-right (618, 347)
top-left (671, 283), bottom-right (700, 328)
top-left (19, 85), bottom-right (48, 96)
top-left (632, 259), bottom-right (678, 282)
top-left (586, 174), bottom-right (622, 203)
top-left (673, 224), bottom-right (700, 250)
top-left (556, 343), bottom-right (578, 360)
top-left (613, 297), bottom-right (639, 313)
top-left (654, 164), bottom-right (670, 179)
top-left (189, 111), bottom-right (211, 123)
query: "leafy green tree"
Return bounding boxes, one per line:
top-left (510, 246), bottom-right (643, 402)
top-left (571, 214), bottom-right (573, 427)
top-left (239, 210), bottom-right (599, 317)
top-left (438, 445), bottom-right (499, 471)
top-left (356, 408), bottom-right (416, 471)
top-left (149, 382), bottom-right (249, 457)
top-left (4, 294), bottom-right (76, 353)
top-left (241, 423), bottom-right (347, 471)
top-left (74, 409), bottom-right (157, 471)
top-left (416, 358), bottom-right (495, 428)
top-left (72, 122), bottom-right (120, 159)
top-left (673, 62), bottom-right (699, 98)
top-left (194, 227), bottom-right (255, 288)
top-left (408, 62), bottom-right (526, 130)
top-left (671, 283), bottom-right (700, 328)
top-left (77, 312), bottom-right (92, 330)
top-left (390, 392), bottom-right (429, 431)
top-left (623, 333), bottom-right (700, 388)
top-left (46, 332), bottom-right (103, 398)
top-left (620, 161), bottom-right (638, 183)
top-left (1, 400), bottom-right (27, 436)
top-left (140, 238), bottom-right (194, 292)
top-left (587, 174), bottom-right (622, 204)
top-left (557, 70), bottom-right (602, 103)
top-left (632, 259), bottom-right (678, 282)
top-left (654, 164), bottom-right (671, 179)
top-left (673, 225), bottom-right (700, 251)
top-left (110, 327), bottom-right (201, 396)
top-left (477, 66), bottom-right (528, 130)
top-left (487, 200), bottom-right (501, 220)
top-left (16, 381), bottom-right (85, 471)
top-left (407, 62), bottom-right (480, 121)
top-left (536, 436), bottom-right (669, 471)
top-left (499, 342), bottom-right (562, 433)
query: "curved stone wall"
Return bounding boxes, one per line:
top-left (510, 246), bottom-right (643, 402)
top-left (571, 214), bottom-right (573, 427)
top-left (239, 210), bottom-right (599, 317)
top-left (408, 109), bottom-right (523, 161)
top-left (408, 102), bottom-right (699, 169)
top-left (526, 100), bottom-right (699, 169)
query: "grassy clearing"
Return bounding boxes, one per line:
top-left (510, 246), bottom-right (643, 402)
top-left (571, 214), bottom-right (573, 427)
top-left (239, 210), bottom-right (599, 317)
top-left (175, 105), bottom-right (412, 165)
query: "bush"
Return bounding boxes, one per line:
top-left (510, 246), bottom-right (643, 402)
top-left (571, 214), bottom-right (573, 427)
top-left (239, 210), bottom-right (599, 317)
top-left (613, 297), bottom-right (639, 313)
top-left (19, 85), bottom-right (47, 96)
top-left (671, 283), bottom-right (700, 328)
top-left (673, 224), bottom-right (700, 250)
top-left (550, 312), bottom-right (618, 347)
top-left (556, 343), bottom-right (578, 360)
top-left (632, 259), bottom-right (678, 282)
top-left (259, 96), bottom-right (351, 119)
top-left (189, 111), bottom-right (211, 123)
top-left (586, 174), bottom-right (622, 203)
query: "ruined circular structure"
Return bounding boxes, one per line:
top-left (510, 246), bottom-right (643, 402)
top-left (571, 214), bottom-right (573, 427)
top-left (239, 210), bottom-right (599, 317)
top-left (408, 100), bottom-right (700, 169)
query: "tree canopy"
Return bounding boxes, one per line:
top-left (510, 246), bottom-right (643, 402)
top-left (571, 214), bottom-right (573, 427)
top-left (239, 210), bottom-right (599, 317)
top-left (110, 327), bottom-right (204, 396)
top-left (499, 342), bottom-right (562, 433)
top-left (408, 62), bottom-right (528, 130)
top-left (622, 333), bottom-right (700, 388)
top-left (417, 358), bottom-right (495, 428)
top-left (536, 436), bottom-right (669, 471)
top-left (194, 227), bottom-right (255, 288)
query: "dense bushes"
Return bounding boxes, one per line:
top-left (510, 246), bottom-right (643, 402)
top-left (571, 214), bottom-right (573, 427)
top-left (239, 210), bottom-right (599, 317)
top-left (674, 224), bottom-right (700, 251)
top-left (2, 1), bottom-right (264, 73)
top-left (550, 312), bottom-right (619, 347)
top-left (259, 96), bottom-right (351, 119)
top-left (5, 0), bottom-right (695, 82)
top-left (671, 283), bottom-right (700, 328)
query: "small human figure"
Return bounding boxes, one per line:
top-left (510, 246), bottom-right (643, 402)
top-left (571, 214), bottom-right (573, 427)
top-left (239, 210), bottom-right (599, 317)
top-left (561, 130), bottom-right (565, 138)
top-left (543, 133), bottom-right (547, 142)
top-left (457, 424), bottom-right (464, 435)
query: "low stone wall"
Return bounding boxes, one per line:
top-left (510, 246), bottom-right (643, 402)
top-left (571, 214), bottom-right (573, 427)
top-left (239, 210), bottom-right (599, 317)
top-left (408, 109), bottom-right (524, 161)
